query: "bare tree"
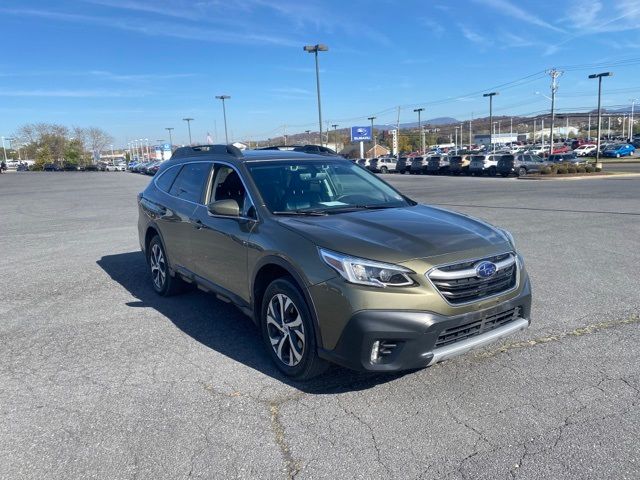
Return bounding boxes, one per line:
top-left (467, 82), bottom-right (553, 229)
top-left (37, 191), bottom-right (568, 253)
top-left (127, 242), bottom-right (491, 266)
top-left (86, 127), bottom-right (113, 160)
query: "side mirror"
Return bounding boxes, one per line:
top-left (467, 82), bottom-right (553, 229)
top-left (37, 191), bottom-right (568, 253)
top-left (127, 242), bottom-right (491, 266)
top-left (208, 199), bottom-right (240, 217)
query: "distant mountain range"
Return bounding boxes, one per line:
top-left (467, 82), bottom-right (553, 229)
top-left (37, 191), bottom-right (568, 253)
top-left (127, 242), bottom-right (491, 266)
top-left (378, 117), bottom-right (459, 130)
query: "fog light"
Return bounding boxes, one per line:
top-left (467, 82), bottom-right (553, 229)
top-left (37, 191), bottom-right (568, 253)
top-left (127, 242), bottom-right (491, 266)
top-left (370, 340), bottom-right (380, 363)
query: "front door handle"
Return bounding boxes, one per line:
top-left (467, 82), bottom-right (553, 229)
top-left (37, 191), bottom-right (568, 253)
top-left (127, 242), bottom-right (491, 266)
top-left (189, 218), bottom-right (203, 230)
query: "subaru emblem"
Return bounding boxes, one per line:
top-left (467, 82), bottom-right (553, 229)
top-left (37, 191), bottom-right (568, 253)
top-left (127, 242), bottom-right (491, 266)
top-left (476, 261), bottom-right (497, 278)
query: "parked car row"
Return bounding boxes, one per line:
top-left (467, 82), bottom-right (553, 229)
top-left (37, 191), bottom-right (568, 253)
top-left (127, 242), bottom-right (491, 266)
top-left (128, 160), bottom-right (165, 175)
top-left (359, 152), bottom-right (587, 177)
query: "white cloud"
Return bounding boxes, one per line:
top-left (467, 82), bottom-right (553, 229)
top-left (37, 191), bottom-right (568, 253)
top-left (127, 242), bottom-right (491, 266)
top-left (0, 7), bottom-right (301, 47)
top-left (473, 0), bottom-right (562, 31)
top-left (458, 24), bottom-right (492, 46)
top-left (0, 89), bottom-right (148, 97)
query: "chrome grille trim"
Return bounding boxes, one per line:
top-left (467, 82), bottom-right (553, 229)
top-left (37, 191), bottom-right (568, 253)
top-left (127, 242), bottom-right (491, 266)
top-left (426, 252), bottom-right (519, 306)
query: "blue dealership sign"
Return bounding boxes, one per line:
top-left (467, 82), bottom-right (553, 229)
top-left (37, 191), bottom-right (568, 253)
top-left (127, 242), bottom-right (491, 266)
top-left (351, 126), bottom-right (372, 141)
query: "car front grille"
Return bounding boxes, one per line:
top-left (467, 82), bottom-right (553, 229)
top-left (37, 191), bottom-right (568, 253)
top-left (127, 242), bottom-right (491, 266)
top-left (427, 253), bottom-right (517, 305)
top-left (435, 307), bottom-right (521, 348)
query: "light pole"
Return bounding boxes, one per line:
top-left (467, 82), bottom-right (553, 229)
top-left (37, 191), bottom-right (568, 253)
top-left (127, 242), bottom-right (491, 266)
top-left (331, 124), bottom-right (338, 151)
top-left (144, 139), bottom-right (150, 160)
top-left (629, 99), bottom-right (637, 142)
top-left (368, 116), bottom-right (377, 157)
top-left (305, 130), bottom-right (311, 144)
top-left (303, 44), bottom-right (328, 146)
top-left (589, 72), bottom-right (613, 164)
top-left (183, 118), bottom-right (194, 145)
top-left (454, 126), bottom-right (459, 153)
top-left (588, 114), bottom-right (591, 140)
top-left (110, 144), bottom-right (114, 160)
top-left (165, 127), bottom-right (174, 147)
top-left (483, 92), bottom-right (498, 153)
top-left (215, 95), bottom-right (231, 144)
top-left (413, 108), bottom-right (424, 154)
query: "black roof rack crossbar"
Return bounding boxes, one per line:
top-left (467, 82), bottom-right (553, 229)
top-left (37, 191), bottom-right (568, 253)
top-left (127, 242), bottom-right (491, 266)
top-left (171, 144), bottom-right (243, 159)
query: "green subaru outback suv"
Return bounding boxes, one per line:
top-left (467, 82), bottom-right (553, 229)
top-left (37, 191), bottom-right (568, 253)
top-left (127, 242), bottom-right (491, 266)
top-left (138, 145), bottom-right (531, 380)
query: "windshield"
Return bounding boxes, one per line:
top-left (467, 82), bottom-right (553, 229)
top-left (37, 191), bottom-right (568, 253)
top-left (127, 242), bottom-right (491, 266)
top-left (247, 160), bottom-right (411, 214)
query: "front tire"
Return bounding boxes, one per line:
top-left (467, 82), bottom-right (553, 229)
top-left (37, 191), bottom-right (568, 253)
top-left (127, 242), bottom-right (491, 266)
top-left (488, 166), bottom-right (497, 176)
top-left (518, 167), bottom-right (527, 177)
top-left (380, 166), bottom-right (388, 174)
top-left (147, 236), bottom-right (188, 296)
top-left (261, 278), bottom-right (327, 380)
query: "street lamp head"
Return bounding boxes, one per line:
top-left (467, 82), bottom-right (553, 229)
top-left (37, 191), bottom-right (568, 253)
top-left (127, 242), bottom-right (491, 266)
top-left (589, 72), bottom-right (613, 79)
top-left (304, 44), bottom-right (328, 52)
top-left (367, 116), bottom-right (376, 121)
top-left (216, 95), bottom-right (231, 100)
top-left (183, 118), bottom-right (194, 122)
top-left (413, 108), bottom-right (424, 113)
top-left (483, 92), bottom-right (498, 97)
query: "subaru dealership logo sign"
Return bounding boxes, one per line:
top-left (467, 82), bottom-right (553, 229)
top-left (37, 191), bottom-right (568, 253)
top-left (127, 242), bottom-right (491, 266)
top-left (351, 126), bottom-right (372, 141)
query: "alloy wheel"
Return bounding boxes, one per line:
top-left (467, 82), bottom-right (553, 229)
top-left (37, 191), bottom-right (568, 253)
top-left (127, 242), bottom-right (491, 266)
top-left (266, 293), bottom-right (305, 366)
top-left (150, 243), bottom-right (166, 289)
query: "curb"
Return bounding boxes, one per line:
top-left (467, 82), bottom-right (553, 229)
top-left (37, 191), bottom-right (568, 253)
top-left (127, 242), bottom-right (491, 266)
top-left (517, 172), bottom-right (640, 181)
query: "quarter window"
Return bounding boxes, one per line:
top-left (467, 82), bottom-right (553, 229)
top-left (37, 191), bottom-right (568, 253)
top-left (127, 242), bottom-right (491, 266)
top-left (155, 165), bottom-right (181, 192)
top-left (168, 162), bottom-right (212, 203)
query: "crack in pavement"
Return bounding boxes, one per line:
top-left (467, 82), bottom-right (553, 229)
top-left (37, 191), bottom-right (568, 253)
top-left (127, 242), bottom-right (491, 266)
top-left (476, 313), bottom-right (640, 359)
top-left (270, 402), bottom-right (302, 480)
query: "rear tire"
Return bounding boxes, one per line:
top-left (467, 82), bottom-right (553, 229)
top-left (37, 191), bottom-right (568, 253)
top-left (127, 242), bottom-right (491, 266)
top-left (147, 236), bottom-right (189, 296)
top-left (518, 167), bottom-right (527, 177)
top-left (380, 166), bottom-right (388, 174)
top-left (260, 278), bottom-right (328, 380)
top-left (488, 166), bottom-right (497, 176)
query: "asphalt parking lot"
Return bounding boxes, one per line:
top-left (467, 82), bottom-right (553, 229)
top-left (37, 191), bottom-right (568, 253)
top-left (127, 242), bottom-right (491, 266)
top-left (1, 171), bottom-right (639, 480)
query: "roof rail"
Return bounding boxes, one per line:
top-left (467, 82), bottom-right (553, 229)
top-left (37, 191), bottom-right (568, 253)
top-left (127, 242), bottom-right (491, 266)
top-left (171, 144), bottom-right (243, 159)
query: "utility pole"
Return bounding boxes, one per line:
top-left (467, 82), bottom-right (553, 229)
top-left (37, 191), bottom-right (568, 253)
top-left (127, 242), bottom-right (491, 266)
top-left (165, 127), bottom-right (174, 147)
top-left (303, 44), bottom-right (328, 146)
top-left (368, 116), bottom-right (377, 157)
top-left (608, 115), bottom-right (611, 139)
top-left (215, 95), bottom-right (231, 144)
top-left (589, 71), bottom-right (613, 164)
top-left (283, 125), bottom-right (287, 146)
top-left (533, 118), bottom-right (536, 143)
top-left (396, 106), bottom-right (401, 160)
top-left (483, 92), bottom-right (498, 153)
top-left (413, 108), bottom-right (424, 154)
top-left (629, 99), bottom-right (637, 142)
top-left (469, 112), bottom-right (473, 150)
top-left (510, 117), bottom-right (513, 142)
top-left (588, 114), bottom-right (591, 140)
top-left (331, 124), bottom-right (338, 151)
top-left (182, 118), bottom-right (194, 145)
top-left (547, 68), bottom-right (563, 157)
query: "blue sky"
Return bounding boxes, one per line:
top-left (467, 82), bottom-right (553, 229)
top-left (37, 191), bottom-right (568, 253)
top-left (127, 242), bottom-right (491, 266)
top-left (1, 0), bottom-right (640, 146)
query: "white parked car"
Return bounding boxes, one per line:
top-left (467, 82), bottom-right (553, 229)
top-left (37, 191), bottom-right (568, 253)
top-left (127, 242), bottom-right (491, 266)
top-left (468, 154), bottom-right (501, 176)
top-left (573, 144), bottom-right (597, 157)
top-left (105, 163), bottom-right (126, 171)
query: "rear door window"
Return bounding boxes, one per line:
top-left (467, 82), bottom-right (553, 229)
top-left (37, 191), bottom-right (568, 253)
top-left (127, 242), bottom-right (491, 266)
top-left (169, 162), bottom-right (212, 203)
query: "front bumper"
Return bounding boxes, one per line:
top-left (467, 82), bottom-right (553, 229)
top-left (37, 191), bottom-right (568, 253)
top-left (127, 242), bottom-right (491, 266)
top-left (318, 278), bottom-right (531, 372)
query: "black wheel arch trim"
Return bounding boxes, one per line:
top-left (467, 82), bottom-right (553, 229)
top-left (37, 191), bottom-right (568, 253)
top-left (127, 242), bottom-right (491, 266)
top-left (144, 222), bottom-right (173, 273)
top-left (251, 254), bottom-right (325, 349)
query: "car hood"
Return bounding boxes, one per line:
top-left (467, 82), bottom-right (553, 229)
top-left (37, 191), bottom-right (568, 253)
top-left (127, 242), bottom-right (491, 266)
top-left (275, 205), bottom-right (509, 264)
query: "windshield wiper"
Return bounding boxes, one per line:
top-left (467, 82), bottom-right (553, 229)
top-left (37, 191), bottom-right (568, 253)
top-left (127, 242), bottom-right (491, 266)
top-left (324, 204), bottom-right (400, 213)
top-left (272, 210), bottom-right (327, 216)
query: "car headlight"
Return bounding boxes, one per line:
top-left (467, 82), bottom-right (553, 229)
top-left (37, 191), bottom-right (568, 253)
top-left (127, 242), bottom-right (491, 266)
top-left (319, 249), bottom-right (415, 288)
top-left (497, 228), bottom-right (516, 250)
